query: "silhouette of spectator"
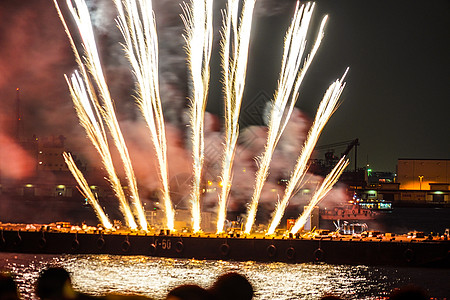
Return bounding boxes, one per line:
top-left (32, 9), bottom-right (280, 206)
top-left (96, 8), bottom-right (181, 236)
top-left (0, 271), bottom-right (20, 300)
top-left (209, 272), bottom-right (253, 300)
top-left (104, 294), bottom-right (153, 300)
top-left (320, 296), bottom-right (342, 300)
top-left (388, 285), bottom-right (428, 300)
top-left (35, 267), bottom-right (97, 300)
top-left (166, 284), bottom-right (212, 300)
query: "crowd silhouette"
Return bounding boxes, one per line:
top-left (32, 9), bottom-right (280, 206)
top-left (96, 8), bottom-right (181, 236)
top-left (0, 267), bottom-right (429, 300)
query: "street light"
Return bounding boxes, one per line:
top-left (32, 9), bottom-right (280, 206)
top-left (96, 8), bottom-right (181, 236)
top-left (418, 175), bottom-right (424, 190)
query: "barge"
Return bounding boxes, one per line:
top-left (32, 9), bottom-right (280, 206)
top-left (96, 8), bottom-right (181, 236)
top-left (1, 224), bottom-right (449, 268)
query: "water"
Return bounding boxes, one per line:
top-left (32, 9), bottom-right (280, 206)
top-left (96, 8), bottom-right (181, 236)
top-left (375, 207), bottom-right (450, 234)
top-left (1, 253), bottom-right (449, 299)
top-left (1, 207), bottom-right (449, 299)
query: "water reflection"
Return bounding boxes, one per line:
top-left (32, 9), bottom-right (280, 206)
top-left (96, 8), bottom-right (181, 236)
top-left (1, 253), bottom-right (448, 299)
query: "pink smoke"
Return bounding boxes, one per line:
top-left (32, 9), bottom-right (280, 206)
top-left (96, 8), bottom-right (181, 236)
top-left (0, 132), bottom-right (35, 179)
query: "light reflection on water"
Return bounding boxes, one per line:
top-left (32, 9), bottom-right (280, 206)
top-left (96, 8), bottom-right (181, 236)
top-left (1, 253), bottom-right (449, 299)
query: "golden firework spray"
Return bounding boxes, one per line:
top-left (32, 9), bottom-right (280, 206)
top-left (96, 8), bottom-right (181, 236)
top-left (114, 0), bottom-right (174, 231)
top-left (216, 0), bottom-right (256, 234)
top-left (63, 152), bottom-right (113, 229)
top-left (56, 0), bottom-right (139, 229)
top-left (290, 157), bottom-right (349, 234)
top-left (244, 3), bottom-right (327, 234)
top-left (267, 70), bottom-right (347, 235)
top-left (181, 0), bottom-right (214, 233)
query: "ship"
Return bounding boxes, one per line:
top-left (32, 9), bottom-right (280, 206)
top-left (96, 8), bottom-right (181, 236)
top-left (320, 204), bottom-right (378, 221)
top-left (1, 223), bottom-right (449, 269)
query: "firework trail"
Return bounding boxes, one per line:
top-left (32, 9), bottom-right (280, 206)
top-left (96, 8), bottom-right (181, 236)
top-left (66, 0), bottom-right (148, 231)
top-left (216, 0), bottom-right (256, 234)
top-left (55, 0), bottom-right (139, 229)
top-left (181, 0), bottom-right (214, 233)
top-left (63, 71), bottom-right (137, 229)
top-left (266, 71), bottom-right (347, 235)
top-left (63, 152), bottom-right (113, 229)
top-left (290, 157), bottom-right (349, 234)
top-left (244, 3), bottom-right (328, 234)
top-left (113, 0), bottom-right (175, 231)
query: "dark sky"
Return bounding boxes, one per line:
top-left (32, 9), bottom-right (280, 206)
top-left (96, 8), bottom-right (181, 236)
top-left (0, 0), bottom-right (449, 173)
top-left (298, 0), bottom-right (450, 172)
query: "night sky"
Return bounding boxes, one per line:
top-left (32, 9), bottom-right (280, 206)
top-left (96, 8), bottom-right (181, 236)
top-left (0, 0), bottom-right (449, 173)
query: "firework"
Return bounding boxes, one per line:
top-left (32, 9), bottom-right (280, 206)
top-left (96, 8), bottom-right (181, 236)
top-left (63, 152), bottom-right (113, 229)
top-left (67, 0), bottom-right (148, 231)
top-left (55, 0), bottom-right (140, 230)
top-left (64, 71), bottom-right (137, 229)
top-left (290, 157), bottom-right (349, 234)
top-left (266, 71), bottom-right (347, 235)
top-left (181, 0), bottom-right (214, 233)
top-left (216, 0), bottom-right (256, 234)
top-left (113, 0), bottom-right (175, 231)
top-left (244, 3), bottom-right (328, 234)
top-left (54, 0), bottom-right (348, 234)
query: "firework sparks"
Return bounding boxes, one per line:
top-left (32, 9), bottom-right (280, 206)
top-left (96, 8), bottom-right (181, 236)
top-left (289, 157), bottom-right (349, 234)
top-left (244, 3), bottom-right (328, 234)
top-left (55, 0), bottom-right (139, 230)
top-left (113, 0), bottom-right (175, 231)
top-left (64, 71), bottom-right (137, 229)
top-left (181, 0), bottom-right (214, 233)
top-left (63, 152), bottom-right (113, 229)
top-left (66, 0), bottom-right (148, 231)
top-left (216, 0), bottom-right (256, 234)
top-left (266, 70), bottom-right (348, 235)
top-left (54, 0), bottom-right (349, 234)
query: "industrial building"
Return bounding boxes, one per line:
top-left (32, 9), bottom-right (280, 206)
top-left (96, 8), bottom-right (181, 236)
top-left (359, 159), bottom-right (449, 206)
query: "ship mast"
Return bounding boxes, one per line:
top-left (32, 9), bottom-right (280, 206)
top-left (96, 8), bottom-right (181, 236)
top-left (16, 87), bottom-right (23, 142)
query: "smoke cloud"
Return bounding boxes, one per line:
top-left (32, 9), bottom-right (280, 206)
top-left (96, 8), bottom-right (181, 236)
top-left (0, 132), bottom-right (35, 179)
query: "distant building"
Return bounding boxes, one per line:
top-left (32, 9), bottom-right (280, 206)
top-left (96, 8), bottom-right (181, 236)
top-left (0, 135), bottom-right (93, 199)
top-left (345, 159), bottom-right (449, 207)
top-left (395, 159), bottom-right (449, 204)
top-left (37, 135), bottom-right (68, 172)
top-left (397, 159), bottom-right (450, 190)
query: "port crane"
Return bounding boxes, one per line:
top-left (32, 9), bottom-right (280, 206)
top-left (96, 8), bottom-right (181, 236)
top-left (314, 138), bottom-right (359, 172)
